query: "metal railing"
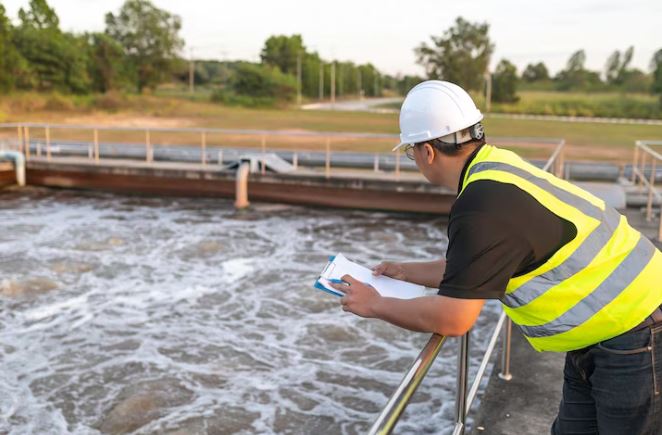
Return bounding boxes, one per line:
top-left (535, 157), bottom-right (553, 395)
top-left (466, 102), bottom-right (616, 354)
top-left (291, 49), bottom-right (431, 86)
top-left (368, 139), bottom-right (566, 435)
top-left (631, 140), bottom-right (662, 242)
top-left (0, 122), bottom-right (565, 182)
top-left (1, 122), bottom-right (409, 179)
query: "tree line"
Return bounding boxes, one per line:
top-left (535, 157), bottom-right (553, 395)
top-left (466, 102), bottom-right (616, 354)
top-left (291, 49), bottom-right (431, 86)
top-left (0, 0), bottom-right (412, 105)
top-left (416, 17), bottom-right (662, 104)
top-left (203, 34), bottom-right (398, 106)
top-left (1, 2), bottom-right (661, 109)
top-left (0, 0), bottom-right (184, 94)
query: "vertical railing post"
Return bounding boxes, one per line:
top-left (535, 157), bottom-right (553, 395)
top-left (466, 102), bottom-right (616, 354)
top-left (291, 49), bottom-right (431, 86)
top-left (93, 129), bottom-right (100, 163)
top-left (261, 135), bottom-right (266, 175)
top-left (24, 126), bottom-right (30, 160)
top-left (632, 143), bottom-right (640, 183)
top-left (17, 125), bottom-right (23, 153)
top-left (325, 137), bottom-right (331, 179)
top-left (218, 150), bottom-right (223, 166)
top-left (46, 125), bottom-right (51, 161)
top-left (374, 153), bottom-right (380, 172)
top-left (638, 152), bottom-right (647, 188)
top-left (145, 129), bottom-right (152, 163)
top-left (292, 152), bottom-right (298, 170)
top-left (556, 146), bottom-right (565, 178)
top-left (201, 131), bottom-right (207, 166)
top-left (395, 148), bottom-right (401, 181)
top-left (498, 318), bottom-right (513, 381)
top-left (453, 333), bottom-right (470, 435)
top-left (646, 158), bottom-right (657, 222)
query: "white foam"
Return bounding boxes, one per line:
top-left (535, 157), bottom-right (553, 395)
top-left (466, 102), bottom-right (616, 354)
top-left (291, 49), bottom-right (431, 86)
top-left (22, 294), bottom-right (89, 322)
top-left (0, 190), bottom-right (500, 434)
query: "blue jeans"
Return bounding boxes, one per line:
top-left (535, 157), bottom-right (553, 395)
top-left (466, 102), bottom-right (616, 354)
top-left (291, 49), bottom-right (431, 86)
top-left (552, 324), bottom-right (662, 435)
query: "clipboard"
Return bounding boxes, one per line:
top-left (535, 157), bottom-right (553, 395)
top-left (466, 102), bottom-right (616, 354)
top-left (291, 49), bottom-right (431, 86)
top-left (314, 253), bottom-right (427, 299)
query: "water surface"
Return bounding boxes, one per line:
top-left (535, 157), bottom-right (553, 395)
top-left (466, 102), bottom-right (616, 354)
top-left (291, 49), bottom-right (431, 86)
top-left (0, 188), bottom-right (500, 434)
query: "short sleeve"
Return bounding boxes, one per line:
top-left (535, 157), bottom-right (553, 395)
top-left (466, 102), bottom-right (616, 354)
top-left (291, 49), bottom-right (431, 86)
top-left (438, 182), bottom-right (537, 300)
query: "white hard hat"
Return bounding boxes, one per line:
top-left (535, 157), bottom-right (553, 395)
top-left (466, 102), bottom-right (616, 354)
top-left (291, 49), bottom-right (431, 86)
top-left (393, 80), bottom-right (483, 151)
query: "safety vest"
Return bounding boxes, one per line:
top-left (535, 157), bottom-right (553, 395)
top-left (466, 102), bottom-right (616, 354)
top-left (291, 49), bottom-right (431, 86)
top-left (460, 145), bottom-right (662, 352)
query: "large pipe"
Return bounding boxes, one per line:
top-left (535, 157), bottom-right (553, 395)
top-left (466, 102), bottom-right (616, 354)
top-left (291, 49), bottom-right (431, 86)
top-left (0, 151), bottom-right (26, 186)
top-left (235, 162), bottom-right (250, 209)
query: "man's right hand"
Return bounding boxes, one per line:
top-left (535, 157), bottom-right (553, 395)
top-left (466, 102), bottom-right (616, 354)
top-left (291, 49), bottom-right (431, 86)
top-left (372, 262), bottom-right (407, 281)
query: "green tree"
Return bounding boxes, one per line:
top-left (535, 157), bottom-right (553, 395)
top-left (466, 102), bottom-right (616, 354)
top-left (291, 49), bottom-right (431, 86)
top-left (85, 32), bottom-right (129, 92)
top-left (492, 59), bottom-right (519, 103)
top-left (621, 69), bottom-right (651, 93)
top-left (605, 46), bottom-right (634, 86)
top-left (522, 62), bottom-right (549, 82)
top-left (105, 0), bottom-right (184, 92)
top-left (0, 4), bottom-right (30, 92)
top-left (555, 50), bottom-right (602, 91)
top-left (230, 63), bottom-right (296, 101)
top-left (358, 63), bottom-right (382, 97)
top-left (396, 75), bottom-right (424, 95)
top-left (301, 51), bottom-right (322, 98)
top-left (260, 34), bottom-right (305, 75)
top-left (415, 17), bottom-right (493, 91)
top-left (14, 0), bottom-right (90, 92)
top-left (17, 0), bottom-right (59, 29)
top-left (651, 48), bottom-right (662, 103)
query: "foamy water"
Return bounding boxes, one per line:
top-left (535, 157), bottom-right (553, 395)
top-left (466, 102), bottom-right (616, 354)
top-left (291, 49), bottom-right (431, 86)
top-left (0, 188), bottom-right (500, 434)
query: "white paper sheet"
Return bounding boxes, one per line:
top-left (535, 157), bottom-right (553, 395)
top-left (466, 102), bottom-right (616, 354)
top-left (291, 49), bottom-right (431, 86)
top-left (317, 253), bottom-right (427, 299)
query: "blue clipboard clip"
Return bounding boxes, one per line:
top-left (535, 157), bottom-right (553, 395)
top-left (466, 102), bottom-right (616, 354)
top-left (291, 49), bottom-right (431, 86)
top-left (313, 255), bottom-right (345, 297)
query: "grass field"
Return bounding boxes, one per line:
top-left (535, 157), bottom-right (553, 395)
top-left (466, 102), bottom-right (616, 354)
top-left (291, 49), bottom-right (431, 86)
top-left (489, 91), bottom-right (661, 119)
top-left (380, 90), bottom-right (662, 120)
top-left (1, 92), bottom-right (661, 162)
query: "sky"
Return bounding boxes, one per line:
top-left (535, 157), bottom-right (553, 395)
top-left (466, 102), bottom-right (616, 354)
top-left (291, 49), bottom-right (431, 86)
top-left (3, 0), bottom-right (661, 77)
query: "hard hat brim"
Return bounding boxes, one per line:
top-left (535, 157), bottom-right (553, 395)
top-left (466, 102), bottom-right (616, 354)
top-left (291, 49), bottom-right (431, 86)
top-left (392, 141), bottom-right (409, 152)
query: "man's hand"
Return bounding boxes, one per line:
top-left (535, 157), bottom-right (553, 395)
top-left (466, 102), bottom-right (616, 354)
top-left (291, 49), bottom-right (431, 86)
top-left (372, 262), bottom-right (407, 281)
top-left (329, 274), bottom-right (382, 318)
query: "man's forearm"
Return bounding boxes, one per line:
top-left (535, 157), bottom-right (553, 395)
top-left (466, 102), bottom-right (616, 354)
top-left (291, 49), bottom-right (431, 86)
top-left (372, 296), bottom-right (441, 333)
top-left (370, 294), bottom-right (485, 337)
top-left (401, 259), bottom-right (446, 288)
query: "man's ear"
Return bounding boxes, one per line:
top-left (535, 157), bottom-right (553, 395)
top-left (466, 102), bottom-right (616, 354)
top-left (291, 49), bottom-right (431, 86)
top-left (423, 143), bottom-right (435, 164)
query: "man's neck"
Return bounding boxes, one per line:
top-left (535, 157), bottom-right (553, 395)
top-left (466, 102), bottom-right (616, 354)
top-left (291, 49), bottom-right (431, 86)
top-left (436, 145), bottom-right (482, 192)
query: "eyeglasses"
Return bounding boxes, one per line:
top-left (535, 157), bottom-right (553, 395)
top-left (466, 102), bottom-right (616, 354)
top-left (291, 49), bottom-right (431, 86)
top-left (404, 144), bottom-right (417, 160)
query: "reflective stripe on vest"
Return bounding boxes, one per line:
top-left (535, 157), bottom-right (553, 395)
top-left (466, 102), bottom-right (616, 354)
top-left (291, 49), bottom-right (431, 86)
top-left (461, 145), bottom-right (662, 352)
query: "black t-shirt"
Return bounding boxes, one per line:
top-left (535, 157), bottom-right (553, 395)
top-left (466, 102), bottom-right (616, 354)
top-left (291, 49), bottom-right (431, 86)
top-left (437, 147), bottom-right (577, 300)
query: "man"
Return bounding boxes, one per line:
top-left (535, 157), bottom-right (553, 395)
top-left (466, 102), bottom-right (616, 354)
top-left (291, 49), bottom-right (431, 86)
top-left (329, 80), bottom-right (662, 434)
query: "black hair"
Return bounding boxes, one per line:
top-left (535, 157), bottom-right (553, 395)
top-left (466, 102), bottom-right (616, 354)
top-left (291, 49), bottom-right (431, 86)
top-left (419, 135), bottom-right (486, 156)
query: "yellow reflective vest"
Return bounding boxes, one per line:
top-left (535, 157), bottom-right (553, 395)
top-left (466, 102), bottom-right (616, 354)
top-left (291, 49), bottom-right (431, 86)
top-left (460, 145), bottom-right (662, 352)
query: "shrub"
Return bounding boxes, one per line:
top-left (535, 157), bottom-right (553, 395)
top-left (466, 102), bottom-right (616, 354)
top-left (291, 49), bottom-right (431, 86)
top-left (229, 62), bottom-right (297, 101)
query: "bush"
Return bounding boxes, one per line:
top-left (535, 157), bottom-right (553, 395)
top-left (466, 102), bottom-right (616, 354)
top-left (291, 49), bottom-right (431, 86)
top-left (229, 62), bottom-right (297, 101)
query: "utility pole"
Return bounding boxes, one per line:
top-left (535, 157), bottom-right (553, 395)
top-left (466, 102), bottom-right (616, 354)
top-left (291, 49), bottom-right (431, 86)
top-left (357, 69), bottom-right (363, 100)
top-left (338, 63), bottom-right (343, 97)
top-left (330, 62), bottom-right (336, 105)
top-left (296, 51), bottom-right (302, 106)
top-left (188, 48), bottom-right (195, 94)
top-left (319, 62), bottom-right (324, 100)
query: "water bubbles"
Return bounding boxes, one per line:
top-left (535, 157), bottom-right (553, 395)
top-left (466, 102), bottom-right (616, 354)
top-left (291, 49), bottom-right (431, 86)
top-left (0, 188), bottom-right (498, 434)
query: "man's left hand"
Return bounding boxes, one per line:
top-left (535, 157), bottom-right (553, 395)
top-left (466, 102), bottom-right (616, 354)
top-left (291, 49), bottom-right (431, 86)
top-left (329, 274), bottom-right (382, 318)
